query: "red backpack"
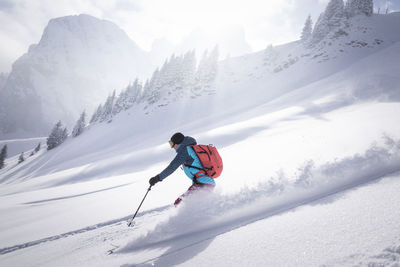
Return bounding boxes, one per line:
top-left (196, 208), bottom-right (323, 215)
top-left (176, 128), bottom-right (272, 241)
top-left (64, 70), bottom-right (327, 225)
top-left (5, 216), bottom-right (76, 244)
top-left (187, 144), bottom-right (223, 179)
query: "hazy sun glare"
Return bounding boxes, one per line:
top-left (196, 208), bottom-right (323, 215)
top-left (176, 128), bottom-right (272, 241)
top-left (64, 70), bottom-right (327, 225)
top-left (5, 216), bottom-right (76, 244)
top-left (128, 0), bottom-right (295, 51)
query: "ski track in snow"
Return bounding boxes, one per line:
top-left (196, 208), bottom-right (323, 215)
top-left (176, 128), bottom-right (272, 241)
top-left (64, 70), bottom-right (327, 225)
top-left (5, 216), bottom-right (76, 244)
top-left (0, 205), bottom-right (171, 255)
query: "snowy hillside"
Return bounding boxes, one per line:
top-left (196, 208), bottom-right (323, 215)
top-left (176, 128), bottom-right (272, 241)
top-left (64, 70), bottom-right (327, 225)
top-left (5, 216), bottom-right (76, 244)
top-left (0, 14), bottom-right (152, 137)
top-left (1, 8), bottom-right (400, 267)
top-left (88, 12), bottom-right (400, 138)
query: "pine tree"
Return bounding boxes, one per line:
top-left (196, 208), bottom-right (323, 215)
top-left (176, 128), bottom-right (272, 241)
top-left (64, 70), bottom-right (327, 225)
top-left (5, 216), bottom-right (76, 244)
top-left (30, 143), bottom-right (41, 157)
top-left (194, 45), bottom-right (219, 94)
top-left (72, 111), bottom-right (86, 137)
top-left (181, 50), bottom-right (196, 92)
top-left (301, 15), bottom-right (313, 43)
top-left (325, 0), bottom-right (345, 21)
top-left (142, 79), bottom-right (150, 104)
top-left (18, 152), bottom-right (25, 164)
top-left (345, 0), bottom-right (357, 17)
top-left (312, 12), bottom-right (327, 43)
top-left (360, 0), bottom-right (373, 16)
top-left (208, 45), bottom-right (219, 83)
top-left (35, 143), bottom-right (41, 153)
top-left (0, 144), bottom-right (7, 169)
top-left (61, 127), bottom-right (68, 142)
top-left (145, 68), bottom-right (162, 105)
top-left (312, 0), bottom-right (345, 43)
top-left (47, 121), bottom-right (61, 150)
top-left (100, 91), bottom-right (116, 122)
top-left (113, 90), bottom-right (127, 115)
top-left (47, 121), bottom-right (68, 150)
top-left (345, 0), bottom-right (373, 17)
top-left (111, 79), bottom-right (143, 114)
top-left (326, 0), bottom-right (344, 27)
top-left (125, 79), bottom-right (142, 108)
top-left (90, 104), bottom-right (103, 123)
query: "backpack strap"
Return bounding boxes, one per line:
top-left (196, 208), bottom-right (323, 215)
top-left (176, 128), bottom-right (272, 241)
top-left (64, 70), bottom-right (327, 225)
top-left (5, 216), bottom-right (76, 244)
top-left (184, 164), bottom-right (208, 184)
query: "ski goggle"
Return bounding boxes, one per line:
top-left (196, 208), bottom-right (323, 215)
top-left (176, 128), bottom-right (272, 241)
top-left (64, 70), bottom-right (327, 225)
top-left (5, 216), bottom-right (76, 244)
top-left (168, 140), bottom-right (174, 148)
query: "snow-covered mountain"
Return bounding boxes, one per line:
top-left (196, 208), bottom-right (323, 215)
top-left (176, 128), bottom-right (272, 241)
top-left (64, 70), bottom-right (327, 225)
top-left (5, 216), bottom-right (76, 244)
top-left (1, 6), bottom-right (400, 267)
top-left (0, 14), bottom-right (152, 138)
top-left (0, 73), bottom-right (7, 89)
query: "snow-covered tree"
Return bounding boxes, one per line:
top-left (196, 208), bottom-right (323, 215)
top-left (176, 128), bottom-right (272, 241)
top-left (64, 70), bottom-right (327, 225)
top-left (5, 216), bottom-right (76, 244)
top-left (142, 79), bottom-right (150, 104)
top-left (47, 121), bottom-right (68, 150)
top-left (182, 50), bottom-right (197, 90)
top-left (194, 46), bottom-right (219, 95)
top-left (113, 93), bottom-right (124, 115)
top-left (18, 152), bottom-right (25, 164)
top-left (99, 90), bottom-right (116, 122)
top-left (113, 79), bottom-right (143, 115)
top-left (91, 49), bottom-right (216, 117)
top-left (141, 51), bottom-right (195, 106)
top-left (359, 0), bottom-right (373, 16)
top-left (61, 127), bottom-right (68, 142)
top-left (312, 0), bottom-right (345, 43)
top-left (0, 144), bottom-right (7, 169)
top-left (325, 0), bottom-right (345, 25)
top-left (35, 143), bottom-right (41, 153)
top-left (90, 104), bottom-right (103, 123)
top-left (131, 80), bottom-right (143, 102)
top-left (165, 50), bottom-right (197, 101)
top-left (72, 111), bottom-right (86, 137)
top-left (145, 68), bottom-right (162, 105)
top-left (124, 79), bottom-right (142, 108)
top-left (301, 15), bottom-right (313, 43)
top-left (90, 88), bottom-right (124, 123)
top-left (30, 143), bottom-right (41, 157)
top-left (312, 12), bottom-right (328, 43)
top-left (208, 45), bottom-right (219, 80)
top-left (345, 0), bottom-right (373, 17)
top-left (46, 122), bottom-right (60, 150)
top-left (345, 0), bottom-right (357, 16)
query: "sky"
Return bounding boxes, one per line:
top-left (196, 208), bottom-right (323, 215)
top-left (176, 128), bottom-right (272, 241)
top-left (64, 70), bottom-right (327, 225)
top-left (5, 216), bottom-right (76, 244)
top-left (0, 0), bottom-right (399, 73)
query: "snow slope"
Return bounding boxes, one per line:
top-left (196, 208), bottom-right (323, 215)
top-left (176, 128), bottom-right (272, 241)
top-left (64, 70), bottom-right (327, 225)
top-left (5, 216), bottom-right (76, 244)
top-left (0, 137), bottom-right (45, 158)
top-left (1, 12), bottom-right (400, 267)
top-left (0, 101), bottom-right (399, 266)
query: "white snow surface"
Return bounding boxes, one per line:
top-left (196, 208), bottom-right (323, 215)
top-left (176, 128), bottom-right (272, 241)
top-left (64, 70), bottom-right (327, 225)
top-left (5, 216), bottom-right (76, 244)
top-left (1, 12), bottom-right (400, 267)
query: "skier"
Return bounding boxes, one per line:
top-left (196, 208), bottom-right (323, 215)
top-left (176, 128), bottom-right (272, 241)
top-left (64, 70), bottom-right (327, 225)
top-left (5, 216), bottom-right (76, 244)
top-left (149, 132), bottom-right (216, 206)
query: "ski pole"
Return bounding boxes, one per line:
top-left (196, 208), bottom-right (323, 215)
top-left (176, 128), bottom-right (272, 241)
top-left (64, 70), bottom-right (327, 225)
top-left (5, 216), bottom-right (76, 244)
top-left (127, 185), bottom-right (152, 227)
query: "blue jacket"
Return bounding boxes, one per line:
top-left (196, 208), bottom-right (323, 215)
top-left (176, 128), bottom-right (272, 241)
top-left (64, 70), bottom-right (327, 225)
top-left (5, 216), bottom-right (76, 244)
top-left (158, 136), bottom-right (215, 185)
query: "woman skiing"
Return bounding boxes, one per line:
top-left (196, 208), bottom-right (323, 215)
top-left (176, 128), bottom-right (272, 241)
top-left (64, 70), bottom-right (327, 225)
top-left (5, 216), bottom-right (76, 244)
top-left (149, 132), bottom-right (217, 205)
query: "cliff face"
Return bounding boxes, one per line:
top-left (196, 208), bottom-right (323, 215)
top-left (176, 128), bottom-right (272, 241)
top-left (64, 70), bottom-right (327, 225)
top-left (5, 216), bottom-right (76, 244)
top-left (0, 14), bottom-right (151, 137)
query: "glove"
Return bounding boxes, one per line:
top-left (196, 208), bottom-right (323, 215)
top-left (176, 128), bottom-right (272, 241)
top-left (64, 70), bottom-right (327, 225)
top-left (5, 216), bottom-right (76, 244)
top-left (149, 175), bottom-right (161, 186)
